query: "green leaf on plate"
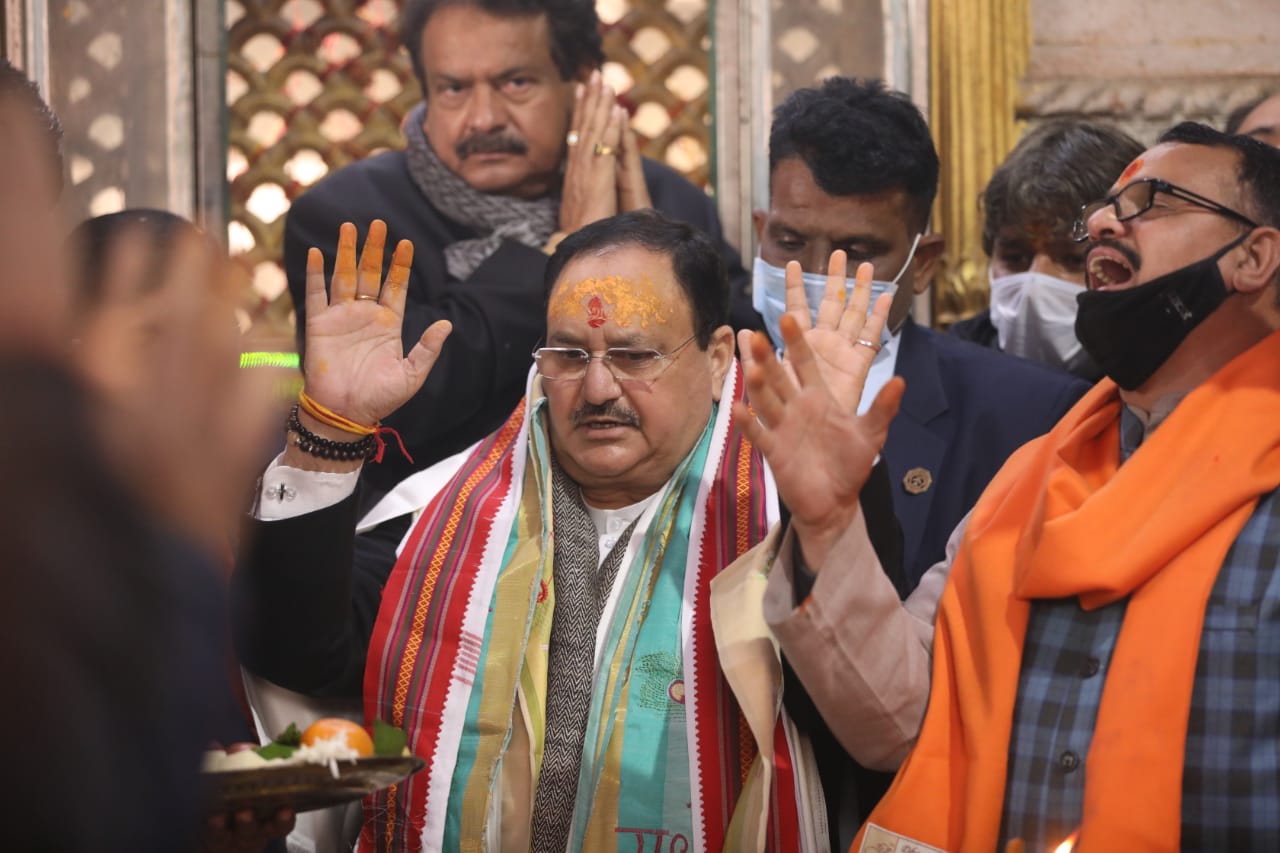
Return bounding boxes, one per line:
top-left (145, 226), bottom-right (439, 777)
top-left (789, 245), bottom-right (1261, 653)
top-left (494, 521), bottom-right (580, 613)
top-left (274, 723), bottom-right (302, 747)
top-left (254, 742), bottom-right (297, 760)
top-left (372, 719), bottom-right (408, 757)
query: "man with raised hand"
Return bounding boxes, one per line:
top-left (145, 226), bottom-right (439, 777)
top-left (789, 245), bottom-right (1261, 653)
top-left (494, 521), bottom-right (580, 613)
top-left (238, 210), bottom-right (833, 852)
top-left (748, 122), bottom-right (1280, 852)
top-left (748, 76), bottom-right (1090, 847)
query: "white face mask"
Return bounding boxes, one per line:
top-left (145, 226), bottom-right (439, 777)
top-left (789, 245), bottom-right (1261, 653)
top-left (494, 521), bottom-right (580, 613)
top-left (988, 269), bottom-right (1096, 377)
top-left (751, 234), bottom-right (921, 351)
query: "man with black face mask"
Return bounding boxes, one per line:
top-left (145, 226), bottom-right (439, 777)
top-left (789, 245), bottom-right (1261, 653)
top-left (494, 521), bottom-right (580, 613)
top-left (741, 121), bottom-right (1280, 851)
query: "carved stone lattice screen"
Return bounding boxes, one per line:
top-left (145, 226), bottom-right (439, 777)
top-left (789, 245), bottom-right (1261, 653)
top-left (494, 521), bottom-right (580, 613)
top-left (769, 0), bottom-right (882, 103)
top-left (598, 0), bottom-right (711, 186)
top-left (227, 0), bottom-right (713, 346)
top-left (46, 1), bottom-right (190, 225)
top-left (227, 0), bottom-right (415, 345)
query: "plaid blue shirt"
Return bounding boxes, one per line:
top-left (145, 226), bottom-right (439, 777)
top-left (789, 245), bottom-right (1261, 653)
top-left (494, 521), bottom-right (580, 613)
top-left (999, 406), bottom-right (1280, 851)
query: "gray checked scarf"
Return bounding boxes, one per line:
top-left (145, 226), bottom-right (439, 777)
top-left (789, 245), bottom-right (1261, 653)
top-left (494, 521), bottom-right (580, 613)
top-left (529, 462), bottom-right (642, 853)
top-left (402, 102), bottom-right (560, 279)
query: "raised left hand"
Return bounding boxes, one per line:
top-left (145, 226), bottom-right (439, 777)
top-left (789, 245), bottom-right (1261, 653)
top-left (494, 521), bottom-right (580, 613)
top-left (79, 228), bottom-right (278, 554)
top-left (738, 251), bottom-right (886, 415)
top-left (736, 312), bottom-right (904, 568)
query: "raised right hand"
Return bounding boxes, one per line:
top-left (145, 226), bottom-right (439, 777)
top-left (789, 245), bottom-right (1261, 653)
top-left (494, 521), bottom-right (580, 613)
top-left (302, 220), bottom-right (451, 426)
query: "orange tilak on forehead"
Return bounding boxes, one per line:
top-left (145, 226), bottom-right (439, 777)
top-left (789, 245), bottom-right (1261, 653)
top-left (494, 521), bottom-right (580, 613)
top-left (547, 276), bottom-right (672, 329)
top-left (1118, 157), bottom-right (1145, 185)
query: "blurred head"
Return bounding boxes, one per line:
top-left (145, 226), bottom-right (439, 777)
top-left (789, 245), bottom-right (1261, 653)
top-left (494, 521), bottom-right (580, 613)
top-left (983, 120), bottom-right (1144, 283)
top-left (1226, 93), bottom-right (1280, 147)
top-left (0, 64), bottom-right (68, 356)
top-left (539, 210), bottom-right (734, 507)
top-left (0, 59), bottom-right (62, 203)
top-left (755, 77), bottom-right (944, 330)
top-left (980, 120), bottom-right (1143, 377)
top-left (399, 0), bottom-right (603, 198)
top-left (1075, 122), bottom-right (1280, 392)
top-left (68, 209), bottom-right (202, 320)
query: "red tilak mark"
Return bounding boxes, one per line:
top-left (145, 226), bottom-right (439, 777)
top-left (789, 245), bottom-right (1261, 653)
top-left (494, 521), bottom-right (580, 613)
top-left (586, 295), bottom-right (608, 328)
top-left (1119, 157), bottom-right (1144, 183)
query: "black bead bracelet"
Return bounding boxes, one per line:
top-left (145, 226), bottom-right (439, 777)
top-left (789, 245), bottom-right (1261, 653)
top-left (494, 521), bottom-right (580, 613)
top-left (287, 404), bottom-right (376, 462)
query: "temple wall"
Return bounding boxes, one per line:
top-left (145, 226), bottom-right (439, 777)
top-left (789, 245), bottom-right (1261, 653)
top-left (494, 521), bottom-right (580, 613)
top-left (1022, 0), bottom-right (1280, 143)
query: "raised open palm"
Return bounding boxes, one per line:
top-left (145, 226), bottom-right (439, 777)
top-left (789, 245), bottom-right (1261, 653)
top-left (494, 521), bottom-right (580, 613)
top-left (302, 220), bottom-right (451, 426)
top-left (736, 312), bottom-right (904, 568)
top-left (738, 251), bottom-right (885, 415)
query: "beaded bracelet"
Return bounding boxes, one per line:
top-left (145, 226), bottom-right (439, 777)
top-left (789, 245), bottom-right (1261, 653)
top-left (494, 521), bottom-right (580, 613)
top-left (287, 404), bottom-right (375, 462)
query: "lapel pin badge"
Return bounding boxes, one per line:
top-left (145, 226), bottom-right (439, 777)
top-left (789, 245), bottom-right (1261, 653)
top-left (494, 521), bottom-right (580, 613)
top-left (903, 467), bottom-right (932, 495)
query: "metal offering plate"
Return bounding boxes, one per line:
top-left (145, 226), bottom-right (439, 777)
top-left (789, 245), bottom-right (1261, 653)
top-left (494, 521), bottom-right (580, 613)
top-left (204, 755), bottom-right (425, 815)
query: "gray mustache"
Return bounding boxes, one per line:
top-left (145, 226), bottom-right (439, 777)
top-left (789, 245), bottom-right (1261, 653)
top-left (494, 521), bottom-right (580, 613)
top-left (571, 402), bottom-right (640, 428)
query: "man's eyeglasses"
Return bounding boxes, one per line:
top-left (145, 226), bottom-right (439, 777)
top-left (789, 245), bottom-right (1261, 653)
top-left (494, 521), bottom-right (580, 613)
top-left (1070, 177), bottom-right (1258, 242)
top-left (532, 334), bottom-right (697, 382)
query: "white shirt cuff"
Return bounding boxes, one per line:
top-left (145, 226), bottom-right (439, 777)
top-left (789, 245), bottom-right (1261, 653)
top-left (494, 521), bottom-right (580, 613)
top-left (255, 452), bottom-right (360, 521)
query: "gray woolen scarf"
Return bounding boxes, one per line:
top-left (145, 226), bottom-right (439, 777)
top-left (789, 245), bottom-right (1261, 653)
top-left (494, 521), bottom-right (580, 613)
top-left (402, 103), bottom-right (560, 279)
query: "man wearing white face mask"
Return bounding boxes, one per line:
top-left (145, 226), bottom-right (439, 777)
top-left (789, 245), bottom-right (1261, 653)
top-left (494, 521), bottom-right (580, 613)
top-left (753, 233), bottom-right (920, 414)
top-left (749, 78), bottom-right (1091, 849)
top-left (951, 120), bottom-right (1145, 380)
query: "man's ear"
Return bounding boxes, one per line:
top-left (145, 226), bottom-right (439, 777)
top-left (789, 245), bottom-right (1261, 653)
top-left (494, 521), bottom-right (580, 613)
top-left (573, 64), bottom-right (595, 85)
top-left (1229, 227), bottom-right (1280, 295)
top-left (752, 209), bottom-right (767, 246)
top-left (910, 233), bottom-right (946, 294)
top-left (707, 325), bottom-right (736, 401)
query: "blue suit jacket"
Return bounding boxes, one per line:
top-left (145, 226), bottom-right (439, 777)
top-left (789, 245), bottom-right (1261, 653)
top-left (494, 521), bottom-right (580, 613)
top-left (885, 319), bottom-right (1091, 587)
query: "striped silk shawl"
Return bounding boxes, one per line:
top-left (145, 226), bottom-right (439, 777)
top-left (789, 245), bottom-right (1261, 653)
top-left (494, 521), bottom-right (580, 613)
top-left (360, 363), bottom-right (819, 852)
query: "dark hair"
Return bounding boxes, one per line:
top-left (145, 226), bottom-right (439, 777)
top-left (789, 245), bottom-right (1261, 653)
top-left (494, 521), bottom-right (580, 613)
top-left (0, 59), bottom-right (63, 198)
top-left (768, 77), bottom-right (939, 232)
top-left (1225, 96), bottom-right (1268, 134)
top-left (68, 209), bottom-right (203, 314)
top-left (399, 0), bottom-right (604, 91)
top-left (543, 210), bottom-right (729, 347)
top-left (981, 120), bottom-right (1144, 254)
top-left (1158, 121), bottom-right (1280, 230)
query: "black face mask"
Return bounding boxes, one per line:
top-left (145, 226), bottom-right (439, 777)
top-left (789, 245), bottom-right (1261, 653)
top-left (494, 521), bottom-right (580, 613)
top-left (1074, 234), bottom-right (1248, 390)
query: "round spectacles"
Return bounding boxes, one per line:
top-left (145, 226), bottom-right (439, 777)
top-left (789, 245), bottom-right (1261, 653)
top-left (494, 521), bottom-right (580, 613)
top-left (1070, 177), bottom-right (1258, 242)
top-left (532, 334), bottom-right (697, 382)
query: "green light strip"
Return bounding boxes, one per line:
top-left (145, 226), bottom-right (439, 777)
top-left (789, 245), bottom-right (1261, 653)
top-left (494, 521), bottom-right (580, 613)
top-left (240, 352), bottom-right (300, 369)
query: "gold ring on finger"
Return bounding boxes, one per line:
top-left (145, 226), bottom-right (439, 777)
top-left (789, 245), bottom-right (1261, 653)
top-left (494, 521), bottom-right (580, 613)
top-left (566, 130), bottom-right (580, 147)
top-left (355, 294), bottom-right (378, 302)
top-left (855, 338), bottom-right (881, 352)
top-left (593, 142), bottom-right (616, 157)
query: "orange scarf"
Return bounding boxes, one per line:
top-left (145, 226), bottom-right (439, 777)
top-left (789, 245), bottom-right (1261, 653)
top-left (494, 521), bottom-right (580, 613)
top-left (856, 330), bottom-right (1280, 853)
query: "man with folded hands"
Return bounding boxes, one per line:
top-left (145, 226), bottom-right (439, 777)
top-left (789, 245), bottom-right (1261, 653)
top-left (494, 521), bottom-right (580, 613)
top-left (284, 0), bottom-right (758, 514)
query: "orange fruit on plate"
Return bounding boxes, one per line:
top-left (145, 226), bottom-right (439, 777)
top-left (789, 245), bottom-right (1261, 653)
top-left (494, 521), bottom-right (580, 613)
top-left (300, 718), bottom-right (374, 757)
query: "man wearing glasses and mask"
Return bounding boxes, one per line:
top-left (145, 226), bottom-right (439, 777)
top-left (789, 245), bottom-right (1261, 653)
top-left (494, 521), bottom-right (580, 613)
top-left (744, 121), bottom-right (1280, 851)
top-left (950, 120), bottom-right (1144, 380)
top-left (235, 210), bottom-right (847, 851)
